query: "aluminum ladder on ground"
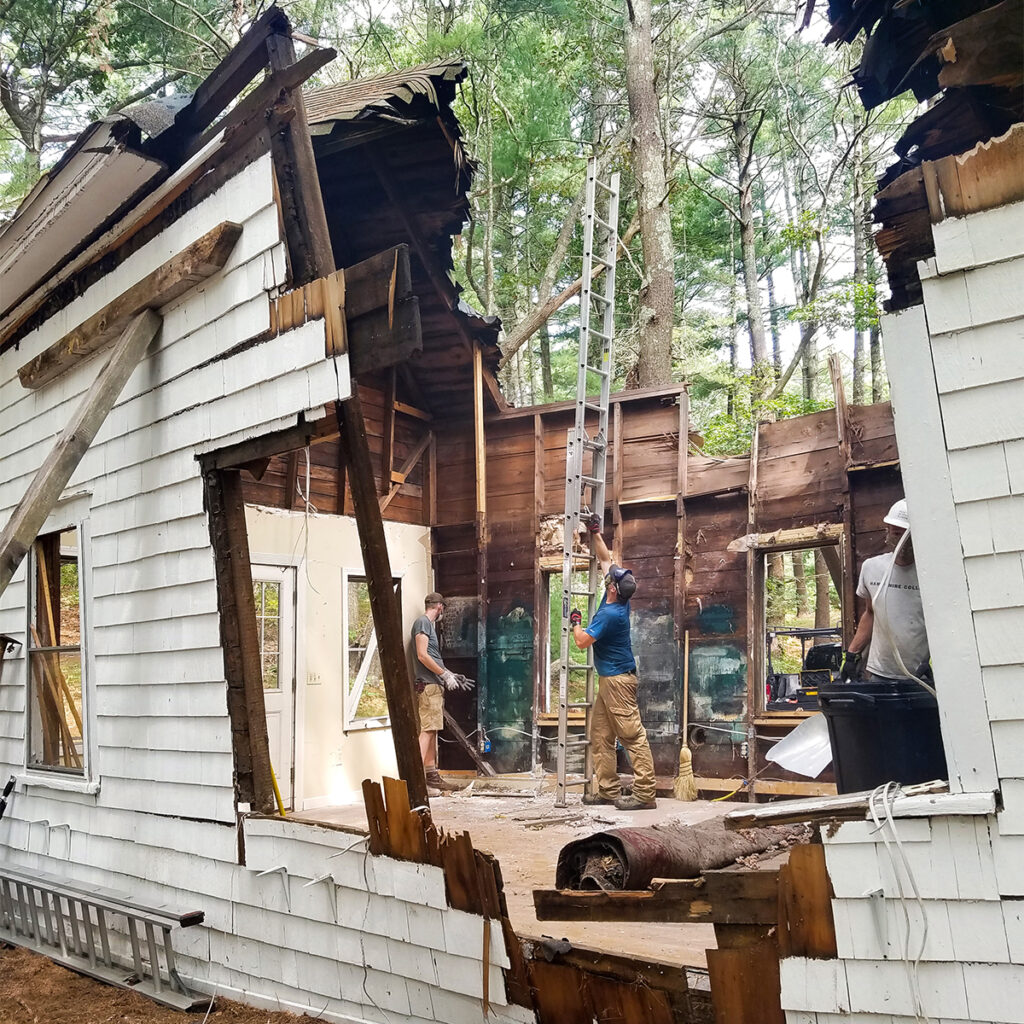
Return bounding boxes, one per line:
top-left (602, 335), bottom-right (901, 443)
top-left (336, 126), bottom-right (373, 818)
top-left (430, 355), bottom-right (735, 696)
top-left (555, 157), bottom-right (621, 808)
top-left (0, 863), bottom-right (210, 1011)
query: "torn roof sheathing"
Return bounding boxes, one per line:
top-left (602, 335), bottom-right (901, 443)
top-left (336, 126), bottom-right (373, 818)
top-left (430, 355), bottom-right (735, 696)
top-left (0, 120), bottom-right (165, 320)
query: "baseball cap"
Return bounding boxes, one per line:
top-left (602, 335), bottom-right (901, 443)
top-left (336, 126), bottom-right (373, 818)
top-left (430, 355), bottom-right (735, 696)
top-left (605, 564), bottom-right (637, 600)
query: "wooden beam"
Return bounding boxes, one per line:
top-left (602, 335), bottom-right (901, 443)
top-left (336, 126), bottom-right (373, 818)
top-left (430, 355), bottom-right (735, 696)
top-left (381, 368), bottom-right (397, 496)
top-left (695, 776), bottom-right (838, 799)
top-left (283, 450), bottom-right (300, 510)
top-left (673, 393), bottom-right (688, 641)
top-left (19, 222), bottom-right (241, 390)
top-left (380, 432), bottom-right (432, 513)
top-left (0, 311), bottom-right (161, 598)
top-left (265, 29), bottom-right (336, 288)
top-left (338, 399), bottom-right (429, 807)
top-left (394, 400), bottom-right (432, 422)
top-left (728, 522), bottom-right (844, 554)
top-left (442, 708), bottom-right (497, 777)
top-left (830, 352), bottom-right (858, 643)
top-left (205, 468), bottom-right (275, 812)
top-left (531, 412), bottom-right (545, 768)
top-left (473, 343), bottom-right (489, 749)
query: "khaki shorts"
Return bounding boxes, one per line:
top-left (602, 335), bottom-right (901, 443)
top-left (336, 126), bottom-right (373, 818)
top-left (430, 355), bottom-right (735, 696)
top-left (417, 682), bottom-right (444, 733)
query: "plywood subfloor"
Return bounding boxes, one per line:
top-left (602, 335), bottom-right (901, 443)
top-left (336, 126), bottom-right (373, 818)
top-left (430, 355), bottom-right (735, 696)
top-left (299, 787), bottom-right (744, 969)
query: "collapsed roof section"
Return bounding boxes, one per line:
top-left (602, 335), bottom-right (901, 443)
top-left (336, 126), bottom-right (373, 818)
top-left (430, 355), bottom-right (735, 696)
top-left (0, 19), bottom-right (502, 415)
top-left (818, 0), bottom-right (1024, 310)
top-left (305, 60), bottom-right (503, 418)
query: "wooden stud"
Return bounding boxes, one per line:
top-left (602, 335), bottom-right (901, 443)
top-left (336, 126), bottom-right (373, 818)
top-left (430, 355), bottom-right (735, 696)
top-left (441, 831), bottom-right (482, 915)
top-left (427, 432), bottom-right (437, 527)
top-left (744, 424), bottom-right (761, 800)
top-left (674, 392), bottom-right (688, 642)
top-left (442, 708), bottom-right (496, 776)
top-left (205, 468), bottom-right (275, 812)
top-left (380, 432), bottom-right (432, 514)
top-left (776, 844), bottom-right (837, 958)
top-left (381, 368), bottom-right (397, 496)
top-left (19, 223), bottom-right (240, 390)
top-left (531, 413), bottom-right (545, 766)
top-left (394, 400), bottom-right (432, 422)
top-left (706, 936), bottom-right (784, 1024)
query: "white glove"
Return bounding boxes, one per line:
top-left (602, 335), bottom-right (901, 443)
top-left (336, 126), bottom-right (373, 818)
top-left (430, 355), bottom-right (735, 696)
top-left (454, 673), bottom-right (476, 692)
top-left (439, 669), bottom-right (461, 691)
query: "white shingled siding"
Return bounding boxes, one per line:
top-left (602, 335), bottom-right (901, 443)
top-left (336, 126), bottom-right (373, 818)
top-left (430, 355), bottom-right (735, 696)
top-left (782, 200), bottom-right (1024, 1023)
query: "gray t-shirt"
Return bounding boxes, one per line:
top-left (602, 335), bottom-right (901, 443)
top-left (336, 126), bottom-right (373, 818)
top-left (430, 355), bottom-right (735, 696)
top-left (411, 614), bottom-right (444, 685)
top-left (856, 553), bottom-right (929, 679)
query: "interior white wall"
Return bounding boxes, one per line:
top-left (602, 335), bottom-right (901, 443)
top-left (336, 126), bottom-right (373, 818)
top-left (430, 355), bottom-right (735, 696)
top-left (246, 505), bottom-right (431, 808)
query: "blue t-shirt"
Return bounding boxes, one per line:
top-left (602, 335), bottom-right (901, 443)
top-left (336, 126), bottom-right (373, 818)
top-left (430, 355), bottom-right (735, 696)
top-left (584, 597), bottom-right (636, 676)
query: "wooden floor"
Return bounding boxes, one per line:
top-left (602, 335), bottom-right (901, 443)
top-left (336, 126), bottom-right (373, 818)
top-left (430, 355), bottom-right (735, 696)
top-left (297, 783), bottom-right (743, 969)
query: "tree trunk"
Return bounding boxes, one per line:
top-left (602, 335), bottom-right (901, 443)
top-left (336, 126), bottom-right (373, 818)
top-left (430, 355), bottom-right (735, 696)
top-left (624, 0), bottom-right (675, 386)
top-left (851, 141), bottom-right (868, 405)
top-left (792, 550), bottom-right (809, 617)
top-left (735, 104), bottom-right (769, 379)
top-left (766, 552), bottom-right (785, 626)
top-left (539, 319), bottom-right (554, 400)
top-left (814, 549), bottom-right (831, 628)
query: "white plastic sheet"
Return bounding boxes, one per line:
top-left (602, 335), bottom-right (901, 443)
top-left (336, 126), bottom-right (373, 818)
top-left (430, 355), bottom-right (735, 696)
top-left (765, 713), bottom-right (833, 778)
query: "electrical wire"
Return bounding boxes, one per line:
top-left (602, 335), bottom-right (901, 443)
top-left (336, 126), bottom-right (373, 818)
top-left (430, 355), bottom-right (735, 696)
top-left (711, 762), bottom-right (777, 801)
top-left (868, 782), bottom-right (931, 1023)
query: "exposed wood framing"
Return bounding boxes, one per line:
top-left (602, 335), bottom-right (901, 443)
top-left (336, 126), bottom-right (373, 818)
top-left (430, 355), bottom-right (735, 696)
top-left (0, 311), bottom-right (162, 598)
top-left (531, 412), bottom-right (545, 770)
top-left (265, 30), bottom-right (335, 288)
top-left (744, 425), bottom-right (760, 800)
top-left (381, 368), bottom-right (397, 495)
top-left (776, 844), bottom-right (837, 958)
top-left (829, 354), bottom-right (858, 641)
top-left (673, 392), bottom-right (688, 641)
top-left (19, 222), bottom-right (242, 390)
top-left (205, 468), bottom-right (275, 812)
top-left (379, 432), bottom-right (431, 513)
top-left (728, 522), bottom-right (845, 554)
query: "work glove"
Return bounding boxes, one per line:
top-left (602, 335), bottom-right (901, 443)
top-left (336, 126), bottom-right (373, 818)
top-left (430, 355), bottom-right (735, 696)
top-left (839, 650), bottom-right (862, 682)
top-left (583, 513), bottom-right (601, 533)
top-left (438, 669), bottom-right (462, 692)
top-left (453, 673), bottom-right (476, 692)
top-left (569, 609), bottom-right (583, 628)
top-left (915, 660), bottom-right (934, 685)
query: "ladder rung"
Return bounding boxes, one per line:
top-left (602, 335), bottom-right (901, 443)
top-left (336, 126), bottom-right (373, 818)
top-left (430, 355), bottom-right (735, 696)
top-left (581, 438), bottom-right (605, 452)
top-left (565, 664), bottom-right (592, 672)
top-left (563, 738), bottom-right (590, 748)
top-left (581, 475), bottom-right (601, 488)
top-left (561, 778), bottom-right (590, 788)
top-left (595, 179), bottom-right (615, 195)
top-left (568, 701), bottom-right (592, 709)
top-left (592, 293), bottom-right (612, 305)
top-left (583, 402), bottom-right (603, 414)
top-left (594, 214), bottom-right (614, 231)
top-left (588, 329), bottom-right (612, 342)
top-left (582, 365), bottom-right (609, 378)
top-left (569, 589), bottom-right (595, 597)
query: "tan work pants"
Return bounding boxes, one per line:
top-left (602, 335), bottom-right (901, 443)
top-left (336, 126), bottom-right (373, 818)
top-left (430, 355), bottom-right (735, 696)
top-left (590, 671), bottom-right (657, 802)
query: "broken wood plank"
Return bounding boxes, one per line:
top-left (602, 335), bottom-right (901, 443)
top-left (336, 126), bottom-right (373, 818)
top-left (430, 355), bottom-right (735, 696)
top-left (362, 779), bottom-right (390, 856)
top-left (728, 522), bottom-right (844, 553)
top-left (533, 881), bottom-right (713, 924)
top-left (381, 369), bottom-right (397, 496)
top-left (441, 831), bottom-right (482, 915)
top-left (19, 222), bottom-right (241, 390)
top-left (0, 311), bottom-right (161, 597)
top-left (442, 707), bottom-right (497, 776)
top-left (706, 938), bottom-right (784, 1024)
top-left (776, 844), bottom-right (837, 958)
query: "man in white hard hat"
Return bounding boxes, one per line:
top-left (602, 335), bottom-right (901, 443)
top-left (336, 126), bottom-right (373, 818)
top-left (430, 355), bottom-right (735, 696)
top-left (841, 498), bottom-right (931, 682)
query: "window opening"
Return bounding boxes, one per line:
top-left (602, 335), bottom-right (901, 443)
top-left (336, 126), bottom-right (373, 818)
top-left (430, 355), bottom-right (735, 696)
top-left (345, 576), bottom-right (400, 728)
top-left (763, 545), bottom-right (843, 711)
top-left (27, 529), bottom-right (85, 773)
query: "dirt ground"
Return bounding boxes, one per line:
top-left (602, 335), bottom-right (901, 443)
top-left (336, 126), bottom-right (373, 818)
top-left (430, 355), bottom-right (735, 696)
top-left (0, 945), bottom-right (316, 1023)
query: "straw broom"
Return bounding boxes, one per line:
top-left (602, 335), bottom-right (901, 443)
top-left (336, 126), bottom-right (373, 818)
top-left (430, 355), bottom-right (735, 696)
top-left (674, 630), bottom-right (698, 800)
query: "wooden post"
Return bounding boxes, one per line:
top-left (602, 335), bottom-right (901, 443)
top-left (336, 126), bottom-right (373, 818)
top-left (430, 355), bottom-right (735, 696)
top-left (0, 310), bottom-right (161, 598)
top-left (829, 353), bottom-right (858, 643)
top-left (673, 391), bottom-right (689, 641)
top-left (337, 398), bottom-right (428, 807)
top-left (381, 367), bottom-right (397, 495)
top-left (262, 30), bottom-right (428, 807)
top-left (205, 468), bottom-right (275, 812)
top-left (473, 344), bottom-right (489, 754)
top-left (744, 425), bottom-right (761, 802)
top-left (531, 412), bottom-right (546, 770)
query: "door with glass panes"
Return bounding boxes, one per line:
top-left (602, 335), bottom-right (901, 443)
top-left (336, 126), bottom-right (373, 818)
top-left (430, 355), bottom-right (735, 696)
top-left (252, 565), bottom-right (296, 807)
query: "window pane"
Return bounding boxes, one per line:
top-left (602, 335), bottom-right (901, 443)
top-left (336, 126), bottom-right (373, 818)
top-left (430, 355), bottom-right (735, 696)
top-left (28, 650), bottom-right (84, 773)
top-left (252, 581), bottom-right (283, 690)
top-left (346, 577), bottom-right (398, 724)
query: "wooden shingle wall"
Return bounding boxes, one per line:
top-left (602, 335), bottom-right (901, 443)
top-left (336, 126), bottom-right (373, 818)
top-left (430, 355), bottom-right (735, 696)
top-left (780, 202), bottom-right (1024, 1023)
top-left (0, 151), bottom-right (346, 844)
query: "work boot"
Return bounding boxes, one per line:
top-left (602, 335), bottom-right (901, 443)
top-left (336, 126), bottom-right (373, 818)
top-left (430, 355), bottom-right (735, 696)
top-left (427, 785), bottom-right (443, 799)
top-left (614, 794), bottom-right (657, 811)
top-left (581, 792), bottom-right (617, 806)
top-left (425, 768), bottom-right (459, 792)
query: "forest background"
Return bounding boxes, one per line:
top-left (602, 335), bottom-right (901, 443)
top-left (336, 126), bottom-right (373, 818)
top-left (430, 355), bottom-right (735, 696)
top-left (0, 0), bottom-right (911, 628)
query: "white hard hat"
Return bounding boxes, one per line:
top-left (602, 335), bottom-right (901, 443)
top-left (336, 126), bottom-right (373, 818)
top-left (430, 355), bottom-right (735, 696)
top-left (883, 498), bottom-right (909, 530)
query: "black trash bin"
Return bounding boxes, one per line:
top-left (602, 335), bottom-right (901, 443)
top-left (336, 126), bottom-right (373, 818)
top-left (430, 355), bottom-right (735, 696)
top-left (817, 679), bottom-right (947, 794)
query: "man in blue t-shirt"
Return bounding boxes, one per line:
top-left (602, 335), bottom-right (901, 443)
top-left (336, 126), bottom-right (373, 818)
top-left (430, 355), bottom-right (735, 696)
top-left (569, 516), bottom-right (656, 810)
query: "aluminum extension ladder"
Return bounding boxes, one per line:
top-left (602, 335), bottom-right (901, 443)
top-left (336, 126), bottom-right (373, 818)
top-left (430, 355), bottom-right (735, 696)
top-left (0, 863), bottom-right (210, 1011)
top-left (555, 157), bottom-right (620, 807)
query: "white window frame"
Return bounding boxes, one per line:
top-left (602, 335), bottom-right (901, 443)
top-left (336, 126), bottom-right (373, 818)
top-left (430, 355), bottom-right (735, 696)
top-left (342, 570), bottom-right (400, 732)
top-left (20, 497), bottom-right (98, 794)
